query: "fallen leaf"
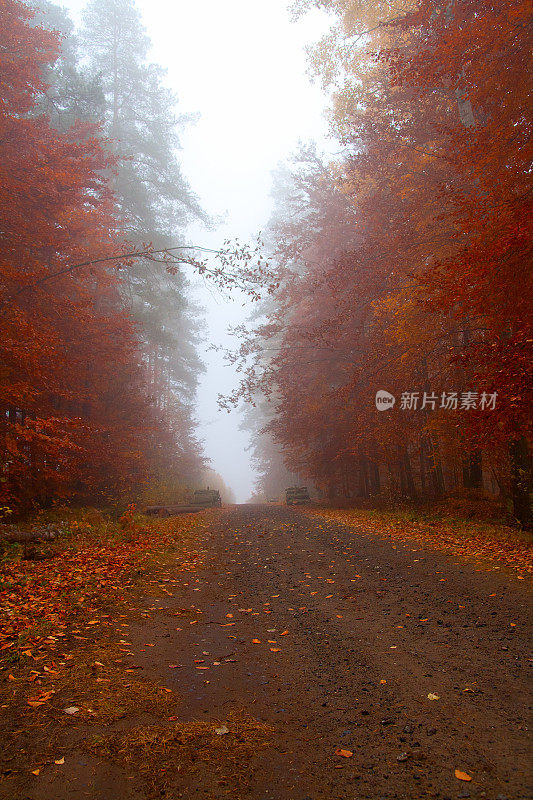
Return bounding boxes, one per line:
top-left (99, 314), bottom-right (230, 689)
top-left (427, 693), bottom-right (440, 701)
top-left (54, 757), bottom-right (65, 765)
top-left (31, 769), bottom-right (40, 776)
top-left (252, 639), bottom-right (261, 643)
top-left (215, 725), bottom-right (229, 735)
top-left (334, 748), bottom-right (353, 758)
top-left (63, 707), bottom-right (79, 714)
top-left (454, 769), bottom-right (472, 781)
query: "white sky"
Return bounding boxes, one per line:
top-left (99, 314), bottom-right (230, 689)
top-left (59, 0), bottom-right (334, 501)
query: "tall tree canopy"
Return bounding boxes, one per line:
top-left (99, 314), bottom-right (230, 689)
top-left (229, 0), bottom-right (532, 524)
top-left (0, 0), bottom-right (206, 509)
top-left (79, 0), bottom-right (208, 403)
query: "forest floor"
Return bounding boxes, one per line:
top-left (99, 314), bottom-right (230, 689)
top-left (1, 504), bottom-right (531, 800)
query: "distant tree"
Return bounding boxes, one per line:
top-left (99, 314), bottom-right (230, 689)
top-left (80, 0), bottom-right (208, 401)
top-left (30, 0), bottom-right (106, 129)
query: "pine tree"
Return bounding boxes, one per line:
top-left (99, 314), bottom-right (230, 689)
top-left (79, 0), bottom-right (207, 400)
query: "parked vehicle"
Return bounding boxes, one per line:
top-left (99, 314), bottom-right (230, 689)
top-left (285, 486), bottom-right (311, 505)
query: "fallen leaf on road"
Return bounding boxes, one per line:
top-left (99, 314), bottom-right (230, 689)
top-left (334, 749), bottom-right (353, 758)
top-left (454, 769), bottom-right (472, 781)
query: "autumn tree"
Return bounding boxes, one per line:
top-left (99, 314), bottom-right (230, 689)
top-left (229, 0), bottom-right (532, 524)
top-left (80, 0), bottom-right (208, 404)
top-left (0, 0), bottom-right (207, 509)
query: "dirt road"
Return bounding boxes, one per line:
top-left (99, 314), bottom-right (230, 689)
top-left (8, 505), bottom-right (532, 799)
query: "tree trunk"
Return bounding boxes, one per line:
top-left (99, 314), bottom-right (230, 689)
top-left (509, 437), bottom-right (531, 528)
top-left (463, 450), bottom-right (483, 489)
top-left (402, 447), bottom-right (417, 500)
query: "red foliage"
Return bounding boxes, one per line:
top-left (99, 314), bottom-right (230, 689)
top-left (0, 0), bottom-right (203, 508)
top-left (232, 0), bottom-right (532, 518)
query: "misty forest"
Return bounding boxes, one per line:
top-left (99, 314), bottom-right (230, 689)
top-left (0, 0), bottom-right (531, 798)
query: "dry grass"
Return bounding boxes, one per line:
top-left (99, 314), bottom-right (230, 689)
top-left (87, 709), bottom-right (274, 798)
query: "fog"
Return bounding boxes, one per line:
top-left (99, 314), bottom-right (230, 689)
top-left (61, 0), bottom-right (333, 502)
